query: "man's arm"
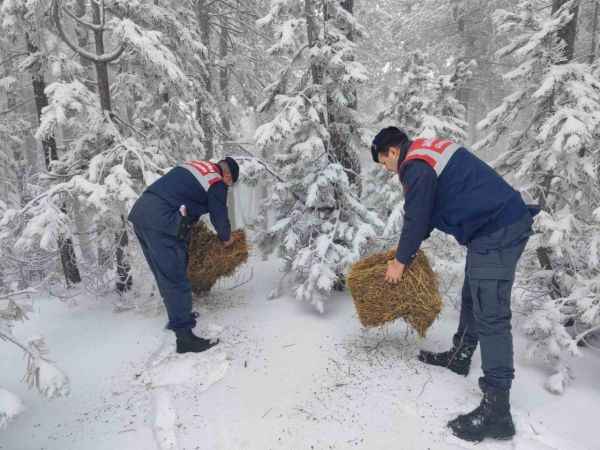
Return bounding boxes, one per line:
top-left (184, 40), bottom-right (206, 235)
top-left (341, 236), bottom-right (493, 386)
top-left (207, 182), bottom-right (232, 242)
top-left (395, 161), bottom-right (437, 265)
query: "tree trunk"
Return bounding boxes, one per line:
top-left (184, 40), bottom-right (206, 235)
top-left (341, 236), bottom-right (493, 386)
top-left (196, 0), bottom-right (214, 159)
top-left (590, 0), bottom-right (599, 64)
top-left (536, 0), bottom-right (580, 292)
top-left (219, 13), bottom-right (231, 133)
top-left (305, 0), bottom-right (322, 85)
top-left (340, 0), bottom-right (356, 112)
top-left (553, 0), bottom-right (579, 62)
top-left (27, 36), bottom-right (82, 286)
top-left (75, 0), bottom-right (95, 91)
top-left (115, 218), bottom-right (132, 292)
top-left (453, 1), bottom-right (477, 140)
top-left (89, 0), bottom-right (131, 292)
top-left (326, 0), bottom-right (361, 190)
top-left (91, 2), bottom-right (112, 112)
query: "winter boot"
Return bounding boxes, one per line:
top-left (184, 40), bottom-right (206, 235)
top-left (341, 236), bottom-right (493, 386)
top-left (418, 336), bottom-right (476, 376)
top-left (448, 379), bottom-right (515, 442)
top-left (175, 328), bottom-right (219, 354)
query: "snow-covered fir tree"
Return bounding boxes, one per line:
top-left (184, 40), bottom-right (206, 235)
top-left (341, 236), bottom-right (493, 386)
top-left (254, 0), bottom-right (382, 312)
top-left (477, 0), bottom-right (600, 394)
top-left (363, 52), bottom-right (432, 242)
top-left (421, 59), bottom-right (475, 141)
top-left (377, 50), bottom-right (433, 135)
top-left (364, 52), bottom-right (472, 240)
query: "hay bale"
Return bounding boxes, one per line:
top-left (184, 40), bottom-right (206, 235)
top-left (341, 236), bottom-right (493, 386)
top-left (187, 222), bottom-right (249, 294)
top-left (347, 249), bottom-right (442, 336)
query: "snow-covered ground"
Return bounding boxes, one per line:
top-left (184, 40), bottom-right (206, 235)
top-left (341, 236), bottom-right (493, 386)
top-left (2, 256), bottom-right (600, 450)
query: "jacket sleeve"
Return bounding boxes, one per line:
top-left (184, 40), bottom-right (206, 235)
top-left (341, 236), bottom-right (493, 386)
top-left (395, 161), bottom-right (437, 265)
top-left (207, 182), bottom-right (231, 242)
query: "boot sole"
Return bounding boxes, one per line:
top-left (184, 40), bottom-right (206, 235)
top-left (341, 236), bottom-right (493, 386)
top-left (449, 425), bottom-right (515, 442)
top-left (176, 341), bottom-right (219, 354)
top-left (417, 356), bottom-right (470, 376)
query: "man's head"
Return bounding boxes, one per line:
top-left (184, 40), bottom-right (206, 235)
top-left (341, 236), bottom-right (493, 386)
top-left (371, 127), bottom-right (411, 173)
top-left (218, 156), bottom-right (240, 186)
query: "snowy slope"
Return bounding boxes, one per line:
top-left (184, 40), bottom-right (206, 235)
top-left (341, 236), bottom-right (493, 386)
top-left (1, 256), bottom-right (599, 450)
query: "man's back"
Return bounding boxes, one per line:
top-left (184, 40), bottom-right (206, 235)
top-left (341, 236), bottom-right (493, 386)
top-left (128, 166), bottom-right (230, 240)
top-left (434, 147), bottom-right (527, 243)
top-left (401, 145), bottom-right (528, 245)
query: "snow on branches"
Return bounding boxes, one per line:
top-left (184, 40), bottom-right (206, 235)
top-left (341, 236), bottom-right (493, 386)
top-left (255, 0), bottom-right (381, 312)
top-left (366, 51), bottom-right (473, 238)
top-left (478, 0), bottom-right (600, 393)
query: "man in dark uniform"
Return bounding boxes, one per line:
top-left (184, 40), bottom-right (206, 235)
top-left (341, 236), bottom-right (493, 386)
top-left (128, 157), bottom-right (239, 354)
top-left (371, 127), bottom-right (537, 442)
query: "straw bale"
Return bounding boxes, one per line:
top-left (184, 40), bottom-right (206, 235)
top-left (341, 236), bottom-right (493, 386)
top-left (347, 249), bottom-right (442, 336)
top-left (187, 222), bottom-right (249, 294)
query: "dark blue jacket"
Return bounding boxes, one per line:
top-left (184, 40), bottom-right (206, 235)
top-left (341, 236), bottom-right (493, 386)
top-left (128, 167), bottom-right (231, 241)
top-left (395, 147), bottom-right (529, 264)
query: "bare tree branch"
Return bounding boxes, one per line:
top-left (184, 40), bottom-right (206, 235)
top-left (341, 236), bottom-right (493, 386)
top-left (52, 0), bottom-right (125, 64)
top-left (61, 5), bottom-right (103, 32)
top-left (0, 288), bottom-right (37, 300)
top-left (0, 98), bottom-right (34, 116)
top-left (0, 52), bottom-right (28, 67)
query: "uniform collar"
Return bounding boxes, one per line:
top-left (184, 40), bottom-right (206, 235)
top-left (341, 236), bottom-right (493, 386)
top-left (396, 139), bottom-right (412, 171)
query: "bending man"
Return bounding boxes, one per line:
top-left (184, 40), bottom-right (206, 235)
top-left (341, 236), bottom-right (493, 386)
top-left (371, 127), bottom-right (537, 442)
top-left (128, 157), bottom-right (239, 354)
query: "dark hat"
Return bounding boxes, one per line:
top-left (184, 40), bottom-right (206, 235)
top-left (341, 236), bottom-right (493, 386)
top-left (223, 156), bottom-right (239, 183)
top-left (371, 127), bottom-right (410, 163)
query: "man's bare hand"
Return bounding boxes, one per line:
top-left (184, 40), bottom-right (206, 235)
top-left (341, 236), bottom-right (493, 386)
top-left (223, 237), bottom-right (234, 247)
top-left (385, 259), bottom-right (405, 284)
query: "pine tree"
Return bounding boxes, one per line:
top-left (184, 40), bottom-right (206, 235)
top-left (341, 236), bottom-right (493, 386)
top-left (365, 52), bottom-right (471, 240)
top-left (255, 0), bottom-right (382, 312)
top-left (422, 59), bottom-right (475, 141)
top-left (477, 0), bottom-right (600, 394)
top-left (377, 51), bottom-right (433, 135)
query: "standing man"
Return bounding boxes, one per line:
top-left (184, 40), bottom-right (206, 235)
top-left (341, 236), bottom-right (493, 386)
top-left (371, 127), bottom-right (537, 442)
top-left (128, 157), bottom-right (239, 354)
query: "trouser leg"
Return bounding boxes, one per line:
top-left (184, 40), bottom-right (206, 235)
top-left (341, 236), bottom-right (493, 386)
top-left (454, 270), bottom-right (479, 348)
top-left (468, 238), bottom-right (528, 390)
top-left (133, 226), bottom-right (195, 330)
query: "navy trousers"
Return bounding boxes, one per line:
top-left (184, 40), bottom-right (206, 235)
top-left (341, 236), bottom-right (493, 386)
top-left (453, 213), bottom-right (533, 390)
top-left (133, 225), bottom-right (196, 330)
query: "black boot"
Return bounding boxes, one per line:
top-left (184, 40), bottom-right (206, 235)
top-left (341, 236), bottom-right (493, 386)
top-left (418, 336), bottom-right (476, 376)
top-left (175, 328), bottom-right (219, 354)
top-left (448, 379), bottom-right (515, 442)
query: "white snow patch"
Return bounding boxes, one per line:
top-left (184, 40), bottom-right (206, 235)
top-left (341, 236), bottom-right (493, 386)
top-left (0, 388), bottom-right (25, 429)
top-left (152, 388), bottom-right (179, 450)
top-left (140, 351), bottom-right (229, 389)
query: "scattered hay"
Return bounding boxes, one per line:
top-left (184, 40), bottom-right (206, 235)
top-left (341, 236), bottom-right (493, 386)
top-left (347, 249), bottom-right (442, 337)
top-left (187, 222), bottom-right (249, 294)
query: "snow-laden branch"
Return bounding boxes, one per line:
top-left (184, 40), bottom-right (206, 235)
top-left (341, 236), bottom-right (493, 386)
top-left (258, 44), bottom-right (309, 113)
top-left (0, 288), bottom-right (37, 301)
top-left (0, 333), bottom-right (70, 399)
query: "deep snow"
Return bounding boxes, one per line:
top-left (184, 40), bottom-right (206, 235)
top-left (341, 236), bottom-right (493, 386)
top-left (1, 255), bottom-right (600, 450)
